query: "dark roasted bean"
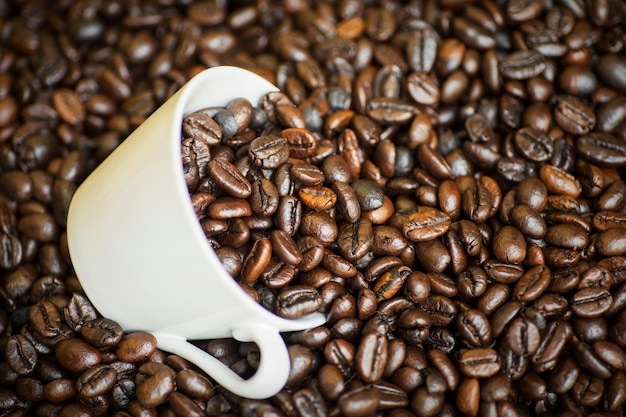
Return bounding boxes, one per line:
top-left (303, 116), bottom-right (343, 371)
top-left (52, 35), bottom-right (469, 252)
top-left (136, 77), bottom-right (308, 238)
top-left (6, 334), bottom-right (38, 376)
top-left (577, 132), bottom-right (626, 168)
top-left (571, 287), bottom-right (613, 318)
top-left (76, 364), bottom-right (117, 398)
top-left (403, 209), bottom-right (451, 242)
top-left (248, 135), bottom-right (290, 169)
top-left (355, 331), bottom-right (388, 383)
top-left (456, 377), bottom-right (479, 416)
top-left (183, 112), bottom-right (221, 145)
top-left (457, 348), bottom-right (501, 378)
top-left (276, 285), bottom-right (322, 319)
top-left (80, 318), bottom-right (124, 348)
top-left (207, 158), bottom-right (251, 199)
top-left (116, 332), bottom-right (156, 363)
top-left (554, 96), bottom-right (596, 135)
top-left (500, 50), bottom-right (546, 80)
top-left (55, 338), bottom-right (100, 373)
top-left (176, 369), bottom-right (213, 400)
top-left (452, 17), bottom-right (496, 50)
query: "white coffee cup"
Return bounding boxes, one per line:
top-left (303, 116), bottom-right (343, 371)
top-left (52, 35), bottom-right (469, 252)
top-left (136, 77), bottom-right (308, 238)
top-left (66, 66), bottom-right (326, 399)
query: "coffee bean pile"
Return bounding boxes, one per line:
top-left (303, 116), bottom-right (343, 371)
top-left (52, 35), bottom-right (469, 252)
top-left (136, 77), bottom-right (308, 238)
top-left (2, 0), bottom-right (626, 416)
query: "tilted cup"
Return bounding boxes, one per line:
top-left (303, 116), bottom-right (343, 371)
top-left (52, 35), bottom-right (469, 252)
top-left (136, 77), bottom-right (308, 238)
top-left (66, 66), bottom-right (326, 399)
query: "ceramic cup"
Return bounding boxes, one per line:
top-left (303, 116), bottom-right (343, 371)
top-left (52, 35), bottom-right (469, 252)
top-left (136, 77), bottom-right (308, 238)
top-left (67, 66), bottom-right (326, 399)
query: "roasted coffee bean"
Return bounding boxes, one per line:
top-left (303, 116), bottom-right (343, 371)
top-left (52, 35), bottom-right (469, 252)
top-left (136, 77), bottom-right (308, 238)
top-left (44, 378), bottom-right (77, 403)
top-left (506, 317), bottom-right (540, 357)
top-left (136, 369), bottom-right (175, 408)
top-left (593, 340), bottom-right (626, 371)
top-left (509, 204), bottom-right (546, 239)
top-left (206, 158), bottom-right (251, 199)
top-left (418, 295), bottom-right (457, 327)
top-left (476, 283), bottom-right (510, 316)
top-left (366, 97), bottom-right (415, 124)
top-left (355, 331), bottom-right (388, 383)
top-left (406, 27), bottom-right (438, 73)
top-left (492, 225), bottom-right (527, 264)
top-left (296, 236), bottom-right (324, 272)
top-left (372, 266), bottom-right (411, 302)
top-left (63, 293), bottom-right (97, 332)
top-left (168, 392), bottom-right (205, 417)
top-left (490, 301), bottom-right (522, 339)
top-left (571, 340), bottom-right (613, 379)
top-left (337, 219), bottom-right (372, 262)
top-left (514, 265), bottom-right (551, 303)
top-left (464, 114), bottom-right (493, 144)
top-left (320, 250), bottom-right (357, 280)
top-left (592, 211), bottom-right (626, 231)
top-left (540, 164), bottom-right (582, 198)
top-left (316, 364), bottom-right (344, 402)
top-left (336, 385), bottom-right (380, 417)
top-left (398, 308), bottom-right (431, 345)
top-left (240, 238), bottom-right (272, 284)
top-left (55, 338), bottom-right (100, 373)
top-left (275, 195), bottom-right (302, 236)
top-left (5, 334), bottom-right (38, 376)
top-left (548, 354), bottom-right (580, 394)
top-left (332, 181), bottom-right (361, 223)
top-left (417, 144), bottom-right (454, 181)
top-left (451, 17), bottom-right (496, 50)
top-left (407, 72), bottom-right (440, 106)
top-left (29, 300), bottom-right (71, 343)
top-left (571, 287), bottom-right (613, 317)
top-left (301, 211), bottom-right (338, 246)
top-left (208, 197), bottom-right (253, 219)
top-left (457, 309), bottom-right (492, 348)
top-left (248, 135), bottom-right (290, 169)
top-left (480, 373), bottom-right (512, 402)
top-left (76, 364), bottom-right (117, 398)
top-left (116, 332), bottom-right (157, 363)
top-left (577, 132), bottom-right (626, 168)
top-left (427, 348), bottom-right (460, 391)
top-left (456, 377), bottom-right (479, 417)
top-left (276, 285), bottom-right (322, 319)
top-left (403, 209), bottom-right (451, 242)
top-left (351, 179), bottom-right (384, 211)
top-left (596, 179), bottom-right (626, 212)
top-left (183, 112), bottom-right (221, 145)
top-left (500, 50), bottom-right (546, 80)
top-left (298, 186), bottom-right (337, 211)
top-left (573, 316), bottom-right (608, 344)
top-left (270, 230), bottom-right (302, 266)
top-left (462, 181), bottom-right (493, 223)
top-left (80, 318), bottom-right (124, 348)
top-left (457, 348), bottom-right (501, 378)
top-left (415, 239), bottom-right (451, 273)
top-left (404, 271), bottom-right (431, 304)
top-left (285, 344), bottom-right (313, 389)
top-left (596, 228), bottom-right (626, 256)
top-left (427, 272), bottom-right (457, 298)
top-left (175, 369), bottom-right (214, 400)
top-left (606, 371), bottom-right (626, 410)
top-left (597, 54), bottom-right (626, 94)
top-left (554, 96), bottom-right (596, 135)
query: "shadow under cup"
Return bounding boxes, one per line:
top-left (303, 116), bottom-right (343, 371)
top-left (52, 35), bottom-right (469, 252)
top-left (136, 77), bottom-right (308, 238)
top-left (67, 66), bottom-right (326, 399)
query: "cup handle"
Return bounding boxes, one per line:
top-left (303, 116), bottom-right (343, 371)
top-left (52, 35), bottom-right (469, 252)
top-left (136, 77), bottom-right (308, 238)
top-left (153, 323), bottom-right (290, 399)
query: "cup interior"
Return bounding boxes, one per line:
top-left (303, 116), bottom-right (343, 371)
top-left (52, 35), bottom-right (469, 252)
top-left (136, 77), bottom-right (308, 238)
top-left (163, 67), bottom-right (326, 334)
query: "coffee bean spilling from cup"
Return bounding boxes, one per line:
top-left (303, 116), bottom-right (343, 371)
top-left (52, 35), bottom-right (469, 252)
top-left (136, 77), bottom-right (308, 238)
top-left (3, 0), bottom-right (626, 416)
